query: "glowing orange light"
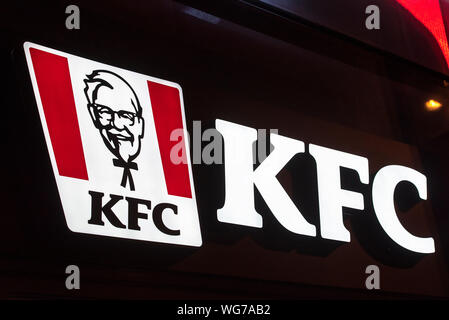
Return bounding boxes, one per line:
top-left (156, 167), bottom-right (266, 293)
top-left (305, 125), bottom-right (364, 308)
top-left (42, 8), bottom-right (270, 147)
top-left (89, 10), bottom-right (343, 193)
top-left (425, 99), bottom-right (442, 111)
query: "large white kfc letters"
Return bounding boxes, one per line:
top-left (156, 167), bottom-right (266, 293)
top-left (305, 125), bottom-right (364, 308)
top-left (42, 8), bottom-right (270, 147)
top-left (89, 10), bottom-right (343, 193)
top-left (215, 119), bottom-right (435, 254)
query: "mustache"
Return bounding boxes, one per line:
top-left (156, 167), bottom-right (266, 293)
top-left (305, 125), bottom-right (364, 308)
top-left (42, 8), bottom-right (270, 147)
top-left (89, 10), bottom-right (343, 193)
top-left (105, 128), bottom-right (134, 143)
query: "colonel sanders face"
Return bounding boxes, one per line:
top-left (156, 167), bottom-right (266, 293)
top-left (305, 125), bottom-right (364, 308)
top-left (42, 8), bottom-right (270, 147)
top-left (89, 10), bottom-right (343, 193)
top-left (84, 70), bottom-right (144, 163)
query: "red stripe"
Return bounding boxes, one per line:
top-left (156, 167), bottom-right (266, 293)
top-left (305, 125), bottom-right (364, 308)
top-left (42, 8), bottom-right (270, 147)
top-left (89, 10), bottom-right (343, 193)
top-left (30, 48), bottom-right (88, 180)
top-left (148, 81), bottom-right (192, 198)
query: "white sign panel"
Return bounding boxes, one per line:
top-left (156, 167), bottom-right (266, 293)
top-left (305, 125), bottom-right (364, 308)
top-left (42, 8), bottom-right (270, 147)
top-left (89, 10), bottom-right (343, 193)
top-left (24, 42), bottom-right (202, 247)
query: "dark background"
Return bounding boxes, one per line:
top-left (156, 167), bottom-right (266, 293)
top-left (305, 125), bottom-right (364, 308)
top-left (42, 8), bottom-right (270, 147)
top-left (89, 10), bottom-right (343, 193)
top-left (1, 0), bottom-right (449, 299)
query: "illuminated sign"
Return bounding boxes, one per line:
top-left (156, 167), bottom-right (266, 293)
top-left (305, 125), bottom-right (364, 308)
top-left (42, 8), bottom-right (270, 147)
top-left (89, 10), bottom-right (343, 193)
top-left (216, 119), bottom-right (435, 254)
top-left (25, 42), bottom-right (435, 255)
top-left (24, 42), bottom-right (202, 247)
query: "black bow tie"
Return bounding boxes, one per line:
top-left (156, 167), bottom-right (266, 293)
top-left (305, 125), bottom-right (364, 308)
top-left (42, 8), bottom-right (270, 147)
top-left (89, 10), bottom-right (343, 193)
top-left (113, 158), bottom-right (138, 191)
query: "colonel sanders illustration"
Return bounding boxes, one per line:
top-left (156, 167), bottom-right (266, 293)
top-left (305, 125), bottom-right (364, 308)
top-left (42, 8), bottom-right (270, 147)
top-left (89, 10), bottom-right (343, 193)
top-left (84, 70), bottom-right (144, 191)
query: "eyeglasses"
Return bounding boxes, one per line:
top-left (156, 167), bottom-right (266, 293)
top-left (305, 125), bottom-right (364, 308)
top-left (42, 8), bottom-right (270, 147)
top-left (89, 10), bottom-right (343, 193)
top-left (90, 103), bottom-right (137, 127)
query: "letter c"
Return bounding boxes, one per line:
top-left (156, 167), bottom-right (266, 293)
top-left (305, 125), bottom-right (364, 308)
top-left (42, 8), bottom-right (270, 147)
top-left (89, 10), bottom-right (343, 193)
top-left (153, 203), bottom-right (181, 236)
top-left (372, 165), bottom-right (435, 254)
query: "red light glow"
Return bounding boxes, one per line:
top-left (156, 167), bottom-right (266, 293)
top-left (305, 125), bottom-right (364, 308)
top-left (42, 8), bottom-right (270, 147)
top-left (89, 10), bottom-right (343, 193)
top-left (396, 0), bottom-right (449, 69)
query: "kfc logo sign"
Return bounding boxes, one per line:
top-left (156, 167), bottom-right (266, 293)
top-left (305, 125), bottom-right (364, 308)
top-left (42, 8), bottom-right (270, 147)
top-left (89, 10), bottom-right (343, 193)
top-left (24, 42), bottom-right (202, 247)
top-left (25, 42), bottom-right (436, 256)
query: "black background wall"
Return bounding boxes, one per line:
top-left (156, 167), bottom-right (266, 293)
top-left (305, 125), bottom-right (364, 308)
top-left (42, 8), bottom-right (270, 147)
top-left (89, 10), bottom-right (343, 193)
top-left (1, 0), bottom-right (449, 299)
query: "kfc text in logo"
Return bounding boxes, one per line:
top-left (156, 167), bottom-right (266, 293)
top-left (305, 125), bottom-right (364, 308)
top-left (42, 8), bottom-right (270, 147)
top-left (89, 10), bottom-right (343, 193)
top-left (24, 42), bottom-right (202, 247)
